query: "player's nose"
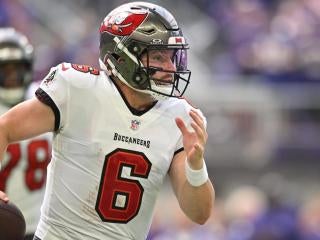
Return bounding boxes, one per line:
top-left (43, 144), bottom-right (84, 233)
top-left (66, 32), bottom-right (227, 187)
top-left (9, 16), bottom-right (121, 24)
top-left (164, 59), bottom-right (176, 72)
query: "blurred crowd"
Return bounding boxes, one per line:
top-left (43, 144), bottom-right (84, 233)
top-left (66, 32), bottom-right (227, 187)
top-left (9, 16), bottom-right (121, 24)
top-left (1, 0), bottom-right (320, 239)
top-left (148, 183), bottom-right (320, 240)
top-left (2, 0), bottom-right (320, 83)
top-left (0, 0), bottom-right (101, 81)
top-left (192, 0), bottom-right (320, 84)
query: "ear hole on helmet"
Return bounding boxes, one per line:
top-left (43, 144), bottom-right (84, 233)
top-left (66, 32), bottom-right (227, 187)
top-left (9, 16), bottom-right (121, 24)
top-left (111, 53), bottom-right (120, 61)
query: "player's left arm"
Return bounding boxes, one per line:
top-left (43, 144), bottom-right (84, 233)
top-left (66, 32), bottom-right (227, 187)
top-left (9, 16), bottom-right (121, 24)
top-left (168, 109), bottom-right (215, 225)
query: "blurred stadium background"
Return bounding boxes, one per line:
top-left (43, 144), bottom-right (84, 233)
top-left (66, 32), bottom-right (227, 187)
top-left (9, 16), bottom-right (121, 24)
top-left (2, 0), bottom-right (320, 239)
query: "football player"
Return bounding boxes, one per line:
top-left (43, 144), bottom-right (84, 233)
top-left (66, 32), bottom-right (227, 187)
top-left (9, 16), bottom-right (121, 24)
top-left (0, 2), bottom-right (214, 239)
top-left (0, 28), bottom-right (51, 240)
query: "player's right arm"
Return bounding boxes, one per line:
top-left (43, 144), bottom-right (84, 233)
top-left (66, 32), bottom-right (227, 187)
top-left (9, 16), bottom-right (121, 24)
top-left (0, 98), bottom-right (55, 201)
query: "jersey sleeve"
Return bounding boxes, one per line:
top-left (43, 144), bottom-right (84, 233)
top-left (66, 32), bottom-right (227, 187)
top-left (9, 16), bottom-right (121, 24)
top-left (35, 63), bottom-right (69, 132)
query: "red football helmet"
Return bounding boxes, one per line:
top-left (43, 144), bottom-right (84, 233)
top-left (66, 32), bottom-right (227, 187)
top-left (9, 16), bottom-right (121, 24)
top-left (99, 2), bottom-right (191, 100)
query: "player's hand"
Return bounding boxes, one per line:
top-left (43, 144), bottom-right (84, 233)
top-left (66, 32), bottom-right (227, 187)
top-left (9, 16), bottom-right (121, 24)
top-left (0, 191), bottom-right (9, 202)
top-left (175, 109), bottom-right (207, 170)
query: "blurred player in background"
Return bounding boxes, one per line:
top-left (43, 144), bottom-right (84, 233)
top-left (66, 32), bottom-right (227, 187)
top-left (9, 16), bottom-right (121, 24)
top-left (0, 28), bottom-right (51, 240)
top-left (0, 2), bottom-right (214, 239)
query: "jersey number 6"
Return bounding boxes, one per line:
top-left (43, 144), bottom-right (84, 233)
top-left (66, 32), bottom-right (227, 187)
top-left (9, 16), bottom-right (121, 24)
top-left (95, 148), bottom-right (152, 223)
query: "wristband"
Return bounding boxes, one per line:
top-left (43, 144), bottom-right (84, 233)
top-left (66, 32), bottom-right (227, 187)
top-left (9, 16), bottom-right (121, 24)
top-left (185, 159), bottom-right (208, 187)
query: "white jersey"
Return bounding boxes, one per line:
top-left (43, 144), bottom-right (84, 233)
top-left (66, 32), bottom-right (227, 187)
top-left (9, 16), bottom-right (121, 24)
top-left (0, 82), bottom-right (52, 234)
top-left (35, 63), bottom-right (204, 240)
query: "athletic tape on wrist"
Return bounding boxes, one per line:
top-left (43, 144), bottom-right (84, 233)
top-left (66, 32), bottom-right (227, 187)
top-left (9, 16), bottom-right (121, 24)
top-left (185, 159), bottom-right (208, 187)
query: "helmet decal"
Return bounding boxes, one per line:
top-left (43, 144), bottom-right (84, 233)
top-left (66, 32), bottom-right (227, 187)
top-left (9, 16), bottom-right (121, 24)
top-left (100, 12), bottom-right (148, 36)
top-left (168, 36), bottom-right (186, 45)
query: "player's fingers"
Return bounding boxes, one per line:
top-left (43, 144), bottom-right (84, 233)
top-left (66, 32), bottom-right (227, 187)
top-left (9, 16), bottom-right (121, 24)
top-left (189, 110), bottom-right (205, 132)
top-left (190, 110), bottom-right (208, 141)
top-left (175, 117), bottom-right (188, 135)
top-left (189, 143), bottom-right (204, 162)
top-left (191, 122), bottom-right (207, 143)
top-left (0, 191), bottom-right (9, 202)
top-left (194, 143), bottom-right (204, 155)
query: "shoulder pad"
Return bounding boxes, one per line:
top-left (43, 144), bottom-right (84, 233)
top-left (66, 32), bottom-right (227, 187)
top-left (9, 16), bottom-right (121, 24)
top-left (55, 62), bottom-right (101, 88)
top-left (178, 96), bottom-right (199, 109)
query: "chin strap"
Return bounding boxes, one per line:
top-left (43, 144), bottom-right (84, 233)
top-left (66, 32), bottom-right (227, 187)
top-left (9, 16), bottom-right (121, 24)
top-left (99, 58), bottom-right (172, 101)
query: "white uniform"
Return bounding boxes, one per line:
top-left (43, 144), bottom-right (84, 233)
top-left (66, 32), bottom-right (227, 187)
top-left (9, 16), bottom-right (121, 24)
top-left (0, 82), bottom-right (52, 235)
top-left (35, 63), bottom-right (204, 240)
